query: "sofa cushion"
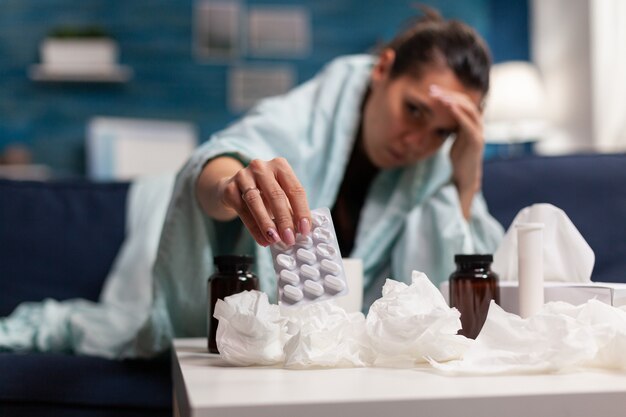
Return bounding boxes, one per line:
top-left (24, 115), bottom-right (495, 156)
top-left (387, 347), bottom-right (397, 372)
top-left (0, 352), bottom-right (171, 416)
top-left (0, 180), bottom-right (129, 317)
top-left (483, 153), bottom-right (626, 283)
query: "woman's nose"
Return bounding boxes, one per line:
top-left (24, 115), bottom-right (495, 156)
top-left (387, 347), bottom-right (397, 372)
top-left (402, 130), bottom-right (426, 148)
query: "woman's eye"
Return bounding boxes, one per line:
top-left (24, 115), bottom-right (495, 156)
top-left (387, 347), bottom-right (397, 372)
top-left (436, 129), bottom-right (453, 140)
top-left (406, 102), bottom-right (422, 119)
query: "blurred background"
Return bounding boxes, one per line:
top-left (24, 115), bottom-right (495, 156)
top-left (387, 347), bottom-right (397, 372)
top-left (0, 0), bottom-right (623, 179)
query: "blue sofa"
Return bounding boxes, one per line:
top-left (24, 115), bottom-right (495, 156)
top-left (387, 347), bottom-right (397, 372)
top-left (1, 153), bottom-right (625, 416)
top-left (0, 181), bottom-right (172, 417)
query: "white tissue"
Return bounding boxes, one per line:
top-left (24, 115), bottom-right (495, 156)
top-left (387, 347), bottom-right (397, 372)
top-left (366, 271), bottom-right (471, 366)
top-left (214, 290), bottom-right (289, 366)
top-left (430, 299), bottom-right (626, 375)
top-left (281, 301), bottom-right (373, 369)
top-left (493, 203), bottom-right (595, 282)
top-left (214, 272), bottom-right (626, 375)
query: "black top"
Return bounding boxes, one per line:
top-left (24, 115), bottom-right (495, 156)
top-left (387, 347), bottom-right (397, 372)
top-left (331, 123), bottom-right (380, 257)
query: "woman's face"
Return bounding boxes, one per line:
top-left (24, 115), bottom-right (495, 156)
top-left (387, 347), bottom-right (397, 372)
top-left (362, 49), bottom-right (483, 169)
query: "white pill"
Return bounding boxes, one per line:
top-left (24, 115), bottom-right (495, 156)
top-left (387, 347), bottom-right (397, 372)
top-left (273, 241), bottom-right (293, 253)
top-left (312, 213), bottom-right (329, 228)
top-left (280, 269), bottom-right (300, 286)
top-left (276, 253), bottom-right (296, 270)
top-left (316, 243), bottom-right (336, 259)
top-left (304, 280), bottom-right (325, 298)
top-left (321, 259), bottom-right (341, 275)
top-left (324, 275), bottom-right (346, 293)
top-left (300, 264), bottom-right (320, 281)
top-left (283, 285), bottom-right (303, 303)
top-left (312, 227), bottom-right (332, 243)
top-left (296, 248), bottom-right (317, 265)
top-left (295, 234), bottom-right (313, 248)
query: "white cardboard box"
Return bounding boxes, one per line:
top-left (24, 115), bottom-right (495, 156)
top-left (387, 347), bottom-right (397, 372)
top-left (86, 117), bottom-right (197, 181)
top-left (440, 280), bottom-right (626, 315)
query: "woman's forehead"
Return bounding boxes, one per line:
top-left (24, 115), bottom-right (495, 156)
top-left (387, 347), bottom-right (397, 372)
top-left (398, 67), bottom-right (483, 105)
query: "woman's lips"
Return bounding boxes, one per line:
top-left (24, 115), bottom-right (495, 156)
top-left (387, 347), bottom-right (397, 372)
top-left (388, 147), bottom-right (405, 163)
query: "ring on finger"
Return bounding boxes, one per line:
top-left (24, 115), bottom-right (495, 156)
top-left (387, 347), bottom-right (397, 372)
top-left (241, 186), bottom-right (261, 200)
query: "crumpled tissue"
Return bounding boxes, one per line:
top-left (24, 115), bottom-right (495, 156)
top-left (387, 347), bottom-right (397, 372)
top-left (214, 272), bottom-right (626, 374)
top-left (366, 271), bottom-right (471, 367)
top-left (493, 203), bottom-right (595, 282)
top-left (213, 290), bottom-right (289, 366)
top-left (214, 270), bottom-right (468, 369)
top-left (281, 301), bottom-right (373, 369)
top-left (429, 299), bottom-right (626, 375)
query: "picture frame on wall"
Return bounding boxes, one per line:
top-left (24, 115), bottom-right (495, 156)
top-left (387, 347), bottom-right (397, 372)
top-left (194, 0), bottom-right (241, 60)
top-left (247, 6), bottom-right (311, 58)
top-left (228, 64), bottom-right (295, 112)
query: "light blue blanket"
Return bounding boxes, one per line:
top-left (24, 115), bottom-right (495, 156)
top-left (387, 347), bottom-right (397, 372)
top-left (142, 55), bottom-right (504, 354)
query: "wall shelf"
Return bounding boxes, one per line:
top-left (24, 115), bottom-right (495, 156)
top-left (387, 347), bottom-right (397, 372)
top-left (28, 64), bottom-right (133, 83)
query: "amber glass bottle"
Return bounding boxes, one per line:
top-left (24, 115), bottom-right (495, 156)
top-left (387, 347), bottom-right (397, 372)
top-left (207, 255), bottom-right (259, 353)
top-left (449, 254), bottom-right (499, 339)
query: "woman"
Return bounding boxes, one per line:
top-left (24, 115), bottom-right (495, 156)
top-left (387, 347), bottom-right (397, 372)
top-left (147, 9), bottom-right (504, 346)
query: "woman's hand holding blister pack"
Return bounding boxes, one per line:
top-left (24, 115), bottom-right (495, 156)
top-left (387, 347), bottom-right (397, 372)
top-left (217, 157), bottom-right (312, 247)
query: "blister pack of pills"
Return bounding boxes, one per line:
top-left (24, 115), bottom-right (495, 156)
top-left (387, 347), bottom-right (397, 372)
top-left (270, 207), bottom-right (349, 306)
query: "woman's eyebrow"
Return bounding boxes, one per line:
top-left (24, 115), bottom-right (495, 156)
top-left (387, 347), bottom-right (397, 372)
top-left (406, 95), bottom-right (433, 116)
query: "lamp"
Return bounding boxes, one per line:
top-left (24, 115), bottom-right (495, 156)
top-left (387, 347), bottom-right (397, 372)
top-left (483, 61), bottom-right (548, 155)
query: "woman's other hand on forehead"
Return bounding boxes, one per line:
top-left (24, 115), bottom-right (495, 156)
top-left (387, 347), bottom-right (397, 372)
top-left (429, 83), bottom-right (485, 220)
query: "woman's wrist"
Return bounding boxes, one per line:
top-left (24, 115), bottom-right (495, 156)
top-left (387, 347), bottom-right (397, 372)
top-left (454, 181), bottom-right (479, 221)
top-left (196, 157), bottom-right (242, 221)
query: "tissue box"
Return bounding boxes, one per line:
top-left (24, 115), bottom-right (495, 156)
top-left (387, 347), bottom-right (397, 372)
top-left (440, 281), bottom-right (626, 315)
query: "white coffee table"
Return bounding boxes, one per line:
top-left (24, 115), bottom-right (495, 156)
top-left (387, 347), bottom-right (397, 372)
top-left (173, 338), bottom-right (626, 417)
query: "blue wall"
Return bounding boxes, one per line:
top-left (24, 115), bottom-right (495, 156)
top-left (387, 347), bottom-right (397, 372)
top-left (0, 0), bottom-right (528, 175)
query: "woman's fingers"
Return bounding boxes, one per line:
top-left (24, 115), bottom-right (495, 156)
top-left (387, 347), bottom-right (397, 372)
top-left (224, 158), bottom-right (311, 247)
top-left (237, 204), bottom-right (272, 247)
top-left (232, 166), bottom-right (282, 245)
top-left (274, 158), bottom-right (312, 236)
top-left (250, 158), bottom-right (296, 246)
top-left (240, 185), bottom-right (282, 244)
top-left (447, 102), bottom-right (482, 147)
top-left (220, 177), bottom-right (272, 246)
top-left (430, 85), bottom-right (483, 153)
top-left (430, 86), bottom-right (481, 134)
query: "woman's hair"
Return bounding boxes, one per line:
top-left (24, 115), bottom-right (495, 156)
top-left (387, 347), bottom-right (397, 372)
top-left (384, 6), bottom-right (491, 95)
